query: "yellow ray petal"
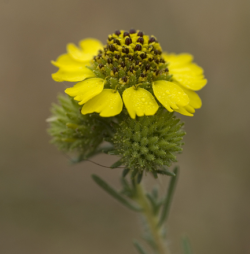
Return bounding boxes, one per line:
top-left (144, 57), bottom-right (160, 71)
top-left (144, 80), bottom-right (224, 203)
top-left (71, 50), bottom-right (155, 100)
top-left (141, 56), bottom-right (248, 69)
top-left (67, 43), bottom-right (94, 62)
top-left (52, 66), bottom-right (95, 82)
top-left (79, 38), bottom-right (103, 54)
top-left (65, 78), bottom-right (104, 104)
top-left (81, 89), bottom-right (123, 117)
top-left (66, 38), bottom-right (102, 62)
top-left (163, 52), bottom-right (207, 91)
top-left (173, 84), bottom-right (202, 116)
top-left (184, 105), bottom-right (195, 113)
top-left (179, 86), bottom-right (202, 109)
top-left (51, 54), bottom-right (87, 69)
top-left (123, 87), bottom-right (159, 119)
top-left (173, 74), bottom-right (207, 91)
top-left (153, 80), bottom-right (189, 112)
top-left (170, 63), bottom-right (204, 76)
top-left (175, 107), bottom-right (194, 116)
top-left (163, 53), bottom-right (193, 67)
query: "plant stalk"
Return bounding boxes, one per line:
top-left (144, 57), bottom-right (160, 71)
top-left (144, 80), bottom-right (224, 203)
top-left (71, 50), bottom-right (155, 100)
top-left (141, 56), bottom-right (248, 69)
top-left (134, 184), bottom-right (171, 254)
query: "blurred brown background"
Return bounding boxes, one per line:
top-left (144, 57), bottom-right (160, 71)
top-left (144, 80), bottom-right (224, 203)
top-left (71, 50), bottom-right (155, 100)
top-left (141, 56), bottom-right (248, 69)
top-left (1, 0), bottom-right (250, 253)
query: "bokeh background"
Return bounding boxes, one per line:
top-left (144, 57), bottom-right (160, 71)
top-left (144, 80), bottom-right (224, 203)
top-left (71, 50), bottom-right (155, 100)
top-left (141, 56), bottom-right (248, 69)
top-left (1, 0), bottom-right (250, 253)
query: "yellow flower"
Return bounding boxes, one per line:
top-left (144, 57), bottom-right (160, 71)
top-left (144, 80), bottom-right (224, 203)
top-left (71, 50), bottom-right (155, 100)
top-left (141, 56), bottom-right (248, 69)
top-left (51, 30), bottom-right (207, 118)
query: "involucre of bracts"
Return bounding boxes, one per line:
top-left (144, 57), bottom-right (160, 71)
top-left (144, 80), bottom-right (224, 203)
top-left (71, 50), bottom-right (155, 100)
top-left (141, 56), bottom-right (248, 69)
top-left (47, 95), bottom-right (112, 156)
top-left (112, 108), bottom-right (185, 177)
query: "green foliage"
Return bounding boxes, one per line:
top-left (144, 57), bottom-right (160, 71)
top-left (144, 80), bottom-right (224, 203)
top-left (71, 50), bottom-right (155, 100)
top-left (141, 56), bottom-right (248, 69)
top-left (112, 108), bottom-right (185, 178)
top-left (92, 169), bottom-right (180, 254)
top-left (92, 174), bottom-right (141, 212)
top-left (158, 166), bottom-right (179, 227)
top-left (47, 95), bottom-right (112, 158)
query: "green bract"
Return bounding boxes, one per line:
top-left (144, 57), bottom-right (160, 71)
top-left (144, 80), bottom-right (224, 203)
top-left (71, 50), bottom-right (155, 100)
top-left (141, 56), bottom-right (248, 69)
top-left (47, 95), bottom-right (111, 157)
top-left (112, 108), bottom-right (185, 178)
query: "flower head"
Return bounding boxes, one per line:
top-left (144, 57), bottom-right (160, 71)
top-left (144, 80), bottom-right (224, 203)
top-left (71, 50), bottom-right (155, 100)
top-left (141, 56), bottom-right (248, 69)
top-left (112, 108), bottom-right (185, 176)
top-left (47, 95), bottom-right (109, 155)
top-left (52, 30), bottom-right (207, 118)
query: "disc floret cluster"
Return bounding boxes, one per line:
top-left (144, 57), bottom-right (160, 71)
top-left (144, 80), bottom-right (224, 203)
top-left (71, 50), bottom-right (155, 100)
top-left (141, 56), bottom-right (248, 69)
top-left (90, 29), bottom-right (171, 94)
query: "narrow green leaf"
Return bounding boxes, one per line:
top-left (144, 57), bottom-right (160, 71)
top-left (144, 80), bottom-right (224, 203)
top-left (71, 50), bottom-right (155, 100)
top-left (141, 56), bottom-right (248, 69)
top-left (101, 146), bottom-right (115, 154)
top-left (120, 177), bottom-right (136, 198)
top-left (158, 166), bottom-right (179, 227)
top-left (131, 169), bottom-right (138, 179)
top-left (137, 172), bottom-right (143, 184)
top-left (146, 193), bottom-right (162, 215)
top-left (182, 236), bottom-right (193, 254)
top-left (133, 240), bottom-right (148, 254)
top-left (66, 123), bottom-right (79, 129)
top-left (107, 150), bottom-right (119, 155)
top-left (110, 158), bottom-right (123, 169)
top-left (146, 194), bottom-right (158, 213)
top-left (130, 170), bottom-right (138, 188)
top-left (122, 168), bottom-right (130, 177)
top-left (156, 169), bottom-right (176, 177)
top-left (92, 175), bottom-right (141, 212)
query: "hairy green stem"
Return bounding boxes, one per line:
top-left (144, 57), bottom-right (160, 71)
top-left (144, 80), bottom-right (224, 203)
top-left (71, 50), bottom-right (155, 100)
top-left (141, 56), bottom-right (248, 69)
top-left (134, 184), bottom-right (171, 254)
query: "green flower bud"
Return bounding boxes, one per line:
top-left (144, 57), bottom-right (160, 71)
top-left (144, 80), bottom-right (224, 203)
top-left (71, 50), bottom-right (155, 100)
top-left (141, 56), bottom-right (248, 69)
top-left (47, 95), bottom-right (111, 157)
top-left (112, 108), bottom-right (186, 178)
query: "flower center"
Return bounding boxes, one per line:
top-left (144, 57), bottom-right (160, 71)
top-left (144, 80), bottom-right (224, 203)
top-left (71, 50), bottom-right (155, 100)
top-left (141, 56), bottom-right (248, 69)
top-left (89, 29), bottom-right (172, 93)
